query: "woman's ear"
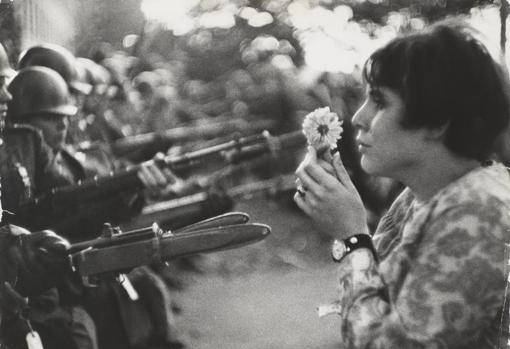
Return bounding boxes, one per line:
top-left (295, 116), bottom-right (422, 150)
top-left (424, 123), bottom-right (448, 141)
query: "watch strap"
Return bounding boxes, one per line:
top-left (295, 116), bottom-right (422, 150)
top-left (332, 234), bottom-right (378, 263)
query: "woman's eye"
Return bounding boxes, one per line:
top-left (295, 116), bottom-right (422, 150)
top-left (368, 89), bottom-right (386, 109)
top-left (371, 96), bottom-right (385, 108)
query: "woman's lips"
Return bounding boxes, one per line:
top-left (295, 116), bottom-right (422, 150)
top-left (356, 138), bottom-right (372, 152)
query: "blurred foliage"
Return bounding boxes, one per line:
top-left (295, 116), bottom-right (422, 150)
top-left (0, 3), bottom-right (20, 64)
top-left (333, 0), bottom-right (494, 23)
top-left (141, 17), bottom-right (303, 80)
top-left (75, 0), bottom-right (145, 58)
top-left (73, 0), bottom-right (500, 81)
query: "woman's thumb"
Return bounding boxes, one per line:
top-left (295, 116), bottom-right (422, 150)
top-left (332, 153), bottom-right (354, 188)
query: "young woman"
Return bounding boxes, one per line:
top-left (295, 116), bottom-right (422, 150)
top-left (295, 20), bottom-right (510, 348)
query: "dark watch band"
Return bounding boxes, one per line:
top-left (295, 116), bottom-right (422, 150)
top-left (332, 234), bottom-right (378, 263)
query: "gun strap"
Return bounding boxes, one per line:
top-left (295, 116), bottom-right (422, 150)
top-left (151, 235), bottom-right (161, 264)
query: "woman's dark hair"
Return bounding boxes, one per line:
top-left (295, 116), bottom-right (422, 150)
top-left (362, 19), bottom-right (510, 161)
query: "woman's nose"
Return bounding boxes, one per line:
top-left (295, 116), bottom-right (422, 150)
top-left (352, 100), bottom-right (370, 131)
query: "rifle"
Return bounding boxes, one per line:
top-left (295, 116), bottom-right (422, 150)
top-left (24, 130), bottom-right (306, 210)
top-left (123, 173), bottom-right (297, 230)
top-left (68, 212), bottom-right (270, 284)
top-left (82, 118), bottom-right (277, 159)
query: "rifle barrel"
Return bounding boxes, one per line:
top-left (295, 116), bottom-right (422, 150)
top-left (126, 173), bottom-right (297, 229)
top-left (111, 118), bottom-right (277, 157)
top-left (27, 130), bottom-right (305, 208)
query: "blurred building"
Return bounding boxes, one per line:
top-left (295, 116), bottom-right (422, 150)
top-left (13, 0), bottom-right (78, 50)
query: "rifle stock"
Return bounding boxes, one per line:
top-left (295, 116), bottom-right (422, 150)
top-left (25, 130), bottom-right (306, 209)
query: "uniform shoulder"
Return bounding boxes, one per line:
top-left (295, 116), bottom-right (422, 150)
top-left (2, 123), bottom-right (48, 152)
top-left (4, 122), bottom-right (44, 137)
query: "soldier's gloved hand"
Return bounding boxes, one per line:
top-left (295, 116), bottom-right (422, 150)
top-left (0, 281), bottom-right (28, 316)
top-left (10, 228), bottom-right (70, 297)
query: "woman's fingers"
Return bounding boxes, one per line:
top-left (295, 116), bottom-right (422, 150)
top-left (296, 165), bottom-right (322, 196)
top-left (294, 191), bottom-right (309, 214)
top-left (317, 158), bottom-right (335, 176)
top-left (293, 189), bottom-right (318, 215)
top-left (332, 152), bottom-right (356, 189)
top-left (302, 160), bottom-right (341, 192)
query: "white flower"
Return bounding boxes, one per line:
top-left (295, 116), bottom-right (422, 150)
top-left (302, 107), bottom-right (343, 150)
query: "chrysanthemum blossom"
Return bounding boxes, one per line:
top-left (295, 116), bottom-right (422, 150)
top-left (302, 107), bottom-right (343, 150)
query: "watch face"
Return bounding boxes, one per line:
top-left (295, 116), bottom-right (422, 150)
top-left (332, 239), bottom-right (347, 261)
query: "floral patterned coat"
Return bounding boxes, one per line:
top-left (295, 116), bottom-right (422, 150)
top-left (334, 161), bottom-right (510, 349)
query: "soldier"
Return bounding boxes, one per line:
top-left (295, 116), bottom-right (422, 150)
top-left (8, 65), bottom-right (125, 236)
top-left (18, 43), bottom-right (127, 146)
top-left (74, 57), bottom-right (124, 144)
top-left (0, 226), bottom-right (73, 348)
top-left (0, 42), bottom-right (85, 349)
top-left (7, 65), bottom-right (184, 349)
top-left (17, 43), bottom-right (92, 99)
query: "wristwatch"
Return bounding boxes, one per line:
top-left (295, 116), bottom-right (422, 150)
top-left (331, 234), bottom-right (378, 263)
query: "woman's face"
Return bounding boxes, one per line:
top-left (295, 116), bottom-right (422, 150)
top-left (352, 85), bottom-right (429, 180)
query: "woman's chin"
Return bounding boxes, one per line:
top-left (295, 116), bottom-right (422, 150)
top-left (360, 157), bottom-right (384, 176)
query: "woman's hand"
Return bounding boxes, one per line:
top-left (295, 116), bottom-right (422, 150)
top-left (294, 147), bottom-right (369, 239)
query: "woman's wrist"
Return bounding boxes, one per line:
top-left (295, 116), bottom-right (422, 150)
top-left (342, 249), bottom-right (375, 270)
top-left (332, 233), bottom-right (378, 264)
top-left (336, 223), bottom-right (370, 241)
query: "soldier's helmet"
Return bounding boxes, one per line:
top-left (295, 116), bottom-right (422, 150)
top-left (18, 44), bottom-right (92, 95)
top-left (7, 66), bottom-right (78, 122)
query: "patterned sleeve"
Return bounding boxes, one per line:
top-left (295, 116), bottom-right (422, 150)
top-left (336, 201), bottom-right (508, 349)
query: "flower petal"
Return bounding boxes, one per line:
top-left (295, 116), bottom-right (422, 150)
top-left (302, 107), bottom-right (343, 150)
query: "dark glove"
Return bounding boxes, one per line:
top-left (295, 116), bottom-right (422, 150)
top-left (0, 281), bottom-right (28, 316)
top-left (8, 227), bottom-right (70, 296)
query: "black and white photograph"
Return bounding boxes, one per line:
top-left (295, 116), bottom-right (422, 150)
top-left (0, 0), bottom-right (509, 348)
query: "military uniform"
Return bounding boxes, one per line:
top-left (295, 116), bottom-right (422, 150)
top-left (36, 144), bottom-right (144, 242)
top-left (0, 124), bottom-right (142, 242)
top-left (31, 144), bottom-right (181, 349)
top-left (0, 124), bottom-right (67, 225)
top-left (0, 126), bottom-right (143, 349)
top-left (0, 124), bottom-right (96, 349)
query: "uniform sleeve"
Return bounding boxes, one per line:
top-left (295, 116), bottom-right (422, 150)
top-left (33, 131), bottom-right (74, 192)
top-left (336, 202), bottom-right (508, 348)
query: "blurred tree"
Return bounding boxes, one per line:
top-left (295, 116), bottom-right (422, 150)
top-left (339, 0), bottom-right (494, 23)
top-left (0, 2), bottom-right (20, 63)
top-left (74, 0), bottom-right (144, 57)
top-left (72, 0), bottom-right (498, 67)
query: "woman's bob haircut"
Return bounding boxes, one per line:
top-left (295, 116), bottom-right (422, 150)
top-left (362, 19), bottom-right (510, 161)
